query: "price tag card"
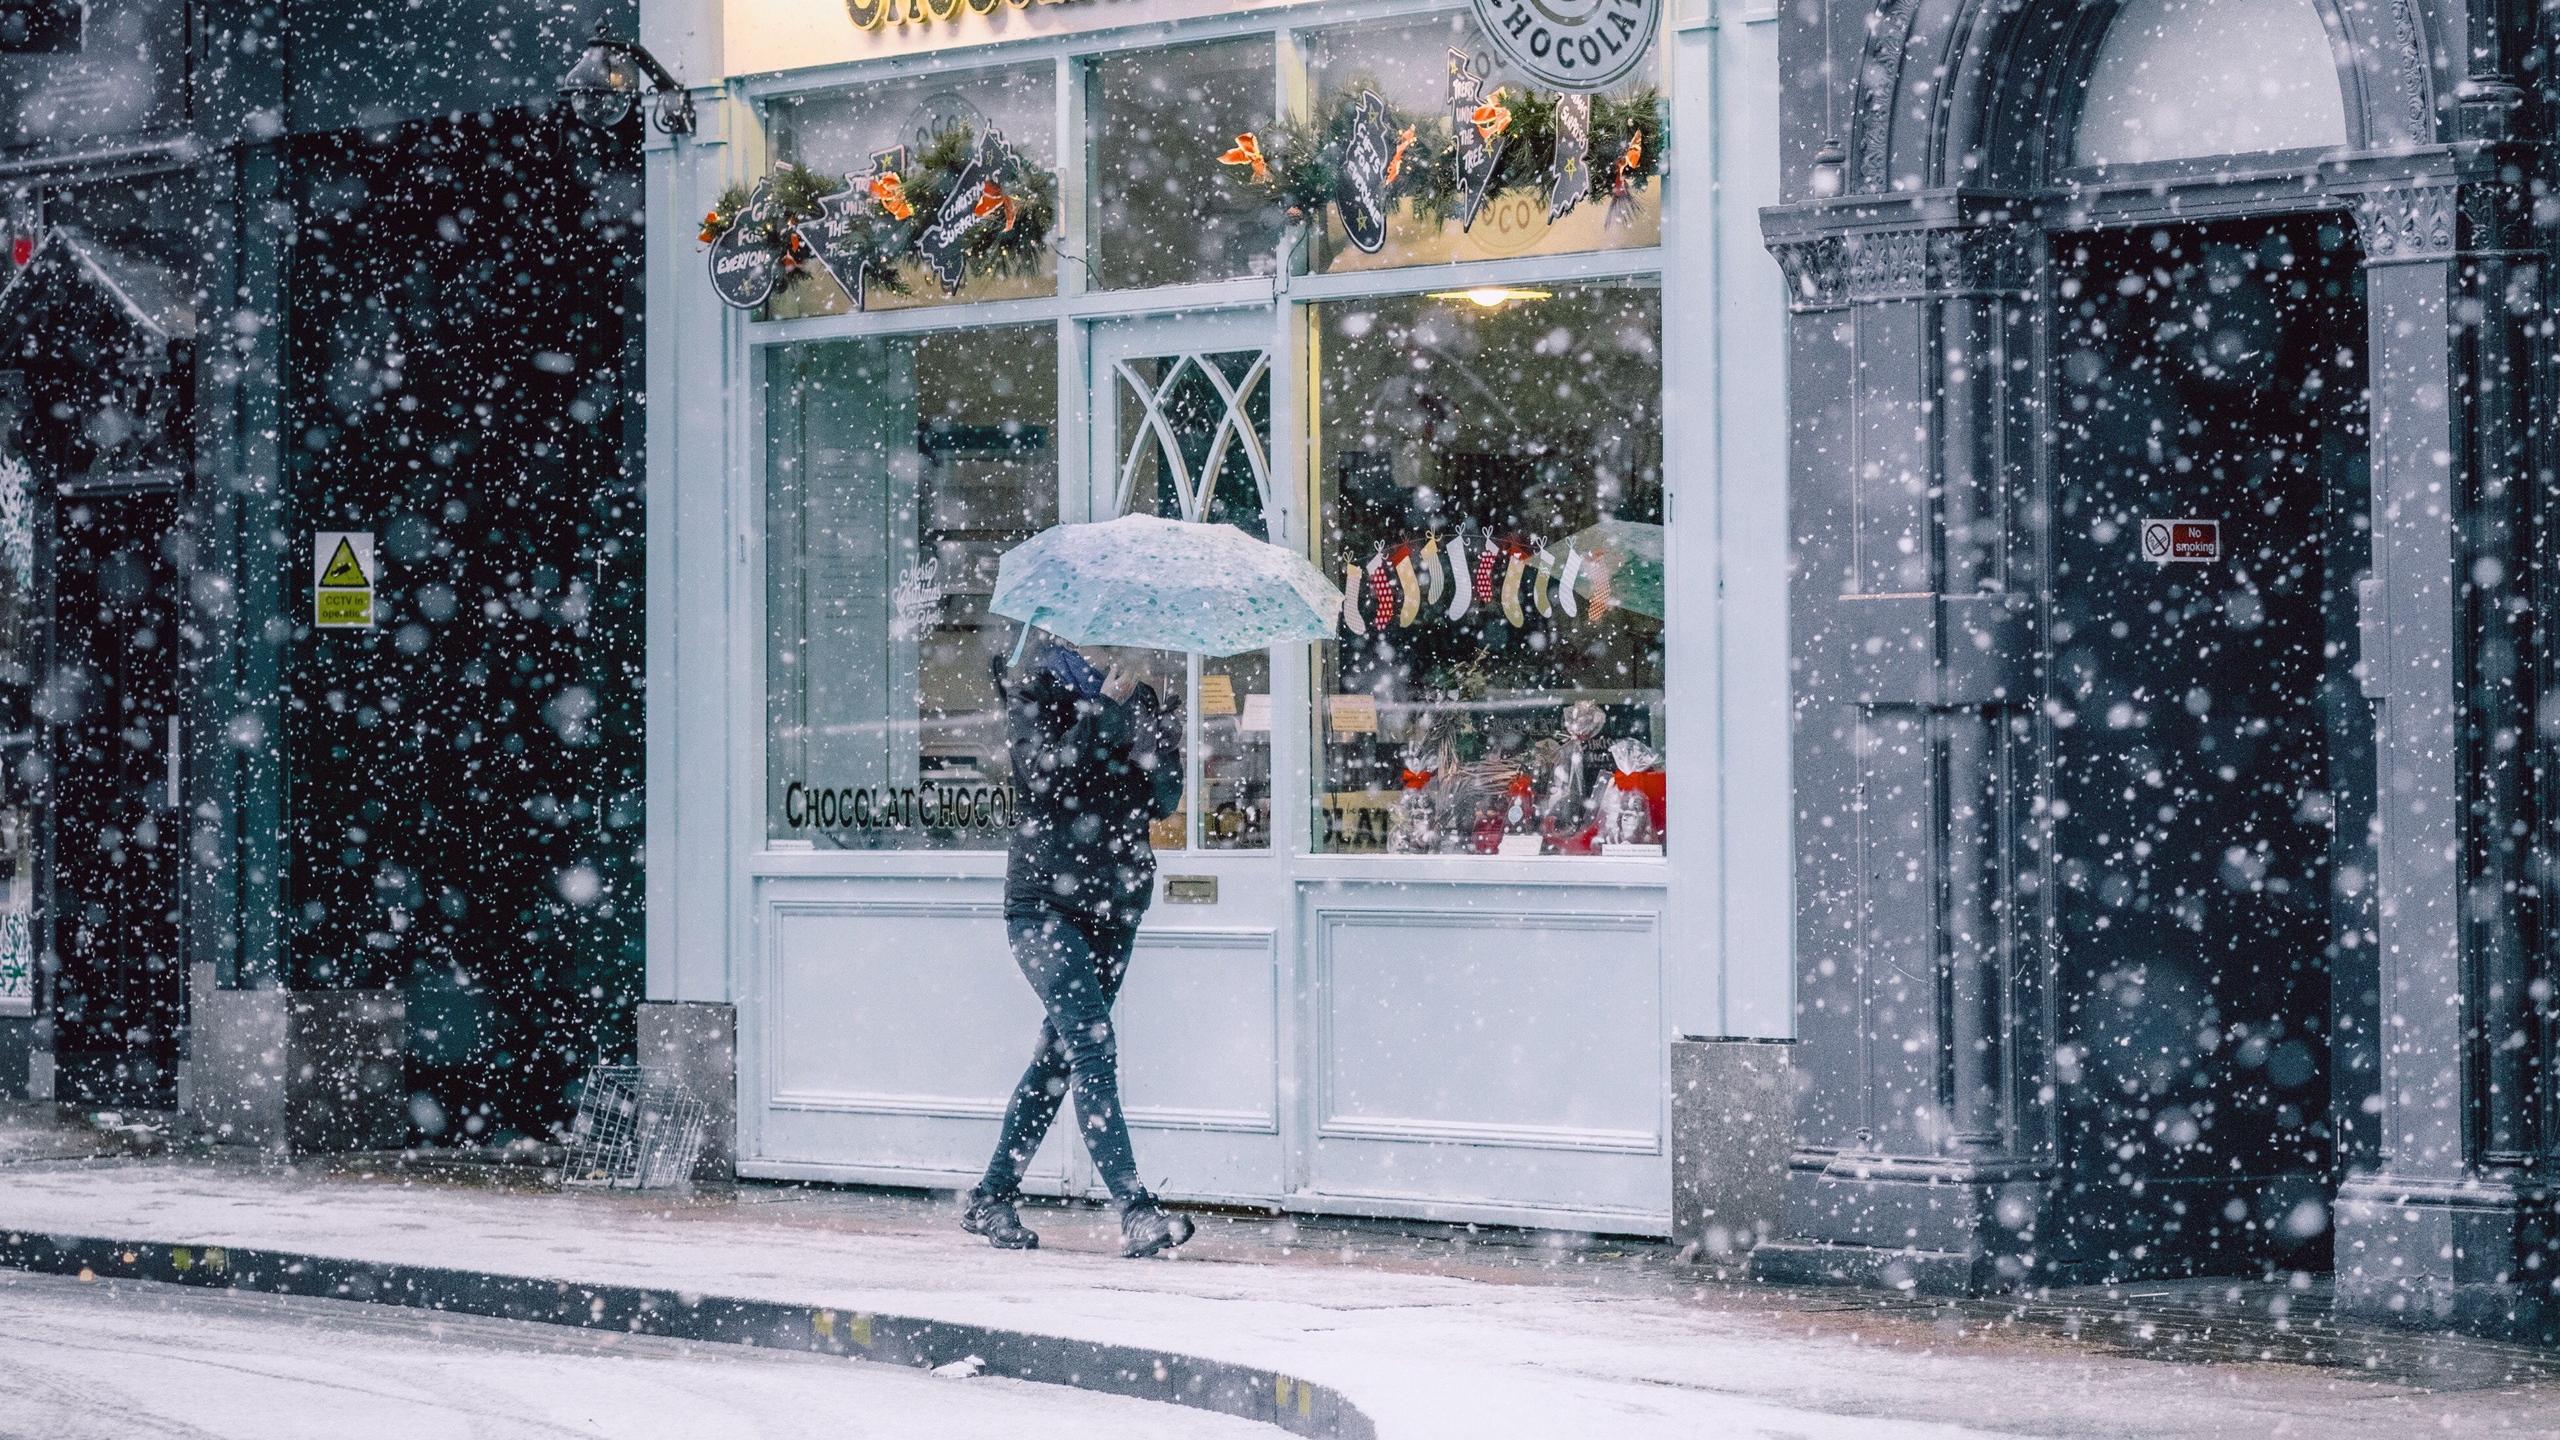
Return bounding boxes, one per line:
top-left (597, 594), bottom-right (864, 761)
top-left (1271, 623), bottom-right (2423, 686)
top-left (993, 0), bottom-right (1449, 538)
top-left (1200, 673), bottom-right (1237, 717)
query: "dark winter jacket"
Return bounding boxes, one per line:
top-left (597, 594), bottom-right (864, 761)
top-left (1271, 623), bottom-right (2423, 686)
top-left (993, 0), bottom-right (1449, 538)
top-left (996, 647), bottom-right (1183, 919)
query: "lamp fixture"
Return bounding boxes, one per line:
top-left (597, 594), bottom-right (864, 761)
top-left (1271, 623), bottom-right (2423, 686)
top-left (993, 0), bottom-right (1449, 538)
top-left (1809, 136), bottom-right (1847, 198)
top-left (1427, 287), bottom-right (1553, 309)
top-left (559, 23), bottom-right (696, 136)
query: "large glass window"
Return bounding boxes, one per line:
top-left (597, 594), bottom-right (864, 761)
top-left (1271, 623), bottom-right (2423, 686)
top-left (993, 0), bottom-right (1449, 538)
top-left (750, 37), bottom-right (1673, 863)
top-left (1298, 17), bottom-right (1661, 275)
top-left (1089, 39), bottom-right (1281, 291)
top-left (765, 326), bottom-right (1058, 849)
top-left (763, 63), bottom-right (1059, 317)
top-left (1310, 284), bottom-right (1665, 856)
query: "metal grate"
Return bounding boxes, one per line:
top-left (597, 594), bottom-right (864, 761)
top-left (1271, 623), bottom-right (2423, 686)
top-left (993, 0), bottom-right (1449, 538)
top-left (561, 1065), bottom-right (706, 1190)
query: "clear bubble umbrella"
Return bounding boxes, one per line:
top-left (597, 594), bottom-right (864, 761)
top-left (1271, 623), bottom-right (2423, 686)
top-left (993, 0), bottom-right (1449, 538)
top-left (992, 513), bottom-right (1345, 658)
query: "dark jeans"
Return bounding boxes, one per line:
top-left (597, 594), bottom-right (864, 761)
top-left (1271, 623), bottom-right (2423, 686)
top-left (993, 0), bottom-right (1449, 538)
top-left (978, 904), bottom-right (1145, 1207)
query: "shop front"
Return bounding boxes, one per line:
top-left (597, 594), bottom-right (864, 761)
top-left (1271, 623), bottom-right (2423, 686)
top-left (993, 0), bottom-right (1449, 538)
top-left (643, 0), bottom-right (1788, 1232)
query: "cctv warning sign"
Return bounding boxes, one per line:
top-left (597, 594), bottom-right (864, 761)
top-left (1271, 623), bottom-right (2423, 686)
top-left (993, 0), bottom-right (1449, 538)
top-left (314, 531), bottom-right (376, 628)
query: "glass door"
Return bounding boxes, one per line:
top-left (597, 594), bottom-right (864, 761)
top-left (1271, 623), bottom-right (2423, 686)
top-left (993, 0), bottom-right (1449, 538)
top-left (1078, 308), bottom-right (1290, 1208)
top-left (1088, 311), bottom-right (1278, 855)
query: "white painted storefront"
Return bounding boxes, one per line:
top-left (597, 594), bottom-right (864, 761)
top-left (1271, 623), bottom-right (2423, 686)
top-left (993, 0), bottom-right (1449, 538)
top-left (641, 0), bottom-right (1789, 1234)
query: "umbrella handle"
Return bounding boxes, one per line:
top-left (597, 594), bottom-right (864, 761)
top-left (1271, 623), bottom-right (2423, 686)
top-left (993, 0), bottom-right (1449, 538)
top-left (1009, 620), bottom-right (1036, 667)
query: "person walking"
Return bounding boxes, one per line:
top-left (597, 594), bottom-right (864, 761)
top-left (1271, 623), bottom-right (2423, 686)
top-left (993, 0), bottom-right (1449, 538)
top-left (961, 635), bottom-right (1197, 1259)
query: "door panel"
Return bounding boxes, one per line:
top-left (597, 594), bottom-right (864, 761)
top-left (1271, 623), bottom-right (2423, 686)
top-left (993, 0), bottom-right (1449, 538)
top-left (752, 887), bottom-right (1074, 1191)
top-left (1304, 886), bottom-right (1666, 1225)
top-left (49, 488), bottom-right (182, 1106)
top-left (2047, 219), bottom-right (2368, 1273)
top-left (1080, 310), bottom-right (1288, 1203)
top-left (1112, 926), bottom-right (1281, 1200)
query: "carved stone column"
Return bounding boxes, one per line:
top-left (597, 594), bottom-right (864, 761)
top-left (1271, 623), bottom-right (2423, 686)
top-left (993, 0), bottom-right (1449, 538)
top-left (1754, 198), bottom-right (2046, 1294)
top-left (2332, 177), bottom-right (2554, 1335)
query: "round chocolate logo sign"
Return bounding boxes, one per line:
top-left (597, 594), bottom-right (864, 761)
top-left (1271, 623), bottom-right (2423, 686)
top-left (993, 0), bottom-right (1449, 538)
top-left (1471, 0), bottom-right (1659, 92)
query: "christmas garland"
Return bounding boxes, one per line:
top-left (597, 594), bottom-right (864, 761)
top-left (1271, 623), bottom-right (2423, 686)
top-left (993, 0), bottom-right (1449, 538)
top-left (698, 125), bottom-right (1059, 309)
top-left (1220, 81), bottom-right (1660, 242)
top-left (697, 163), bottom-right (837, 278)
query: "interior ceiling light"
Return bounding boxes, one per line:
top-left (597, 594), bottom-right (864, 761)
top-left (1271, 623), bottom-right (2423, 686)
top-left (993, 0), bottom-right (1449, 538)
top-left (559, 22), bottom-right (696, 135)
top-left (1427, 287), bottom-right (1553, 309)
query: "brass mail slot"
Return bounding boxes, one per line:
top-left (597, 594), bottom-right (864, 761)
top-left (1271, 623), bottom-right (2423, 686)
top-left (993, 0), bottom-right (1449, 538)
top-left (1163, 875), bottom-right (1219, 905)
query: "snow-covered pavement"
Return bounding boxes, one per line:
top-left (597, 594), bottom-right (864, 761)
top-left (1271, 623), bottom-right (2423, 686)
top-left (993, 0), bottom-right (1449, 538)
top-left (0, 1267), bottom-right (1274, 1440)
top-left (0, 1157), bottom-right (2551, 1438)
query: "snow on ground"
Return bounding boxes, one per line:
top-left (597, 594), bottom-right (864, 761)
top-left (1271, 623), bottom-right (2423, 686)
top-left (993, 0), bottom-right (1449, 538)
top-left (0, 1158), bottom-right (2549, 1439)
top-left (0, 1267), bottom-right (1273, 1440)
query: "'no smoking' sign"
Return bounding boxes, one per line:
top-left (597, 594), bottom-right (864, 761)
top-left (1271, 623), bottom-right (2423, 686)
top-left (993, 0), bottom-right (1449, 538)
top-left (2140, 518), bottom-right (2220, 564)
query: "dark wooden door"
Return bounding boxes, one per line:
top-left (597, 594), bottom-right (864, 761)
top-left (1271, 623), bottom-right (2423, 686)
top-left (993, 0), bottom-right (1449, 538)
top-left (48, 486), bottom-right (182, 1105)
top-left (2046, 217), bottom-right (2372, 1275)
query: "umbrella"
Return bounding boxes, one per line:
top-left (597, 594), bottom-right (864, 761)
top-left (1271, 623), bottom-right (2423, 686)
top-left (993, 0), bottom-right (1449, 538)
top-left (1566, 518), bottom-right (1664, 621)
top-left (992, 514), bottom-right (1345, 657)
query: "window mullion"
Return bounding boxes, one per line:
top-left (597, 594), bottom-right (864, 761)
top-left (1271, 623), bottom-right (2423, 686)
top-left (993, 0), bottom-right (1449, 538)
top-left (1186, 650), bottom-right (1205, 851)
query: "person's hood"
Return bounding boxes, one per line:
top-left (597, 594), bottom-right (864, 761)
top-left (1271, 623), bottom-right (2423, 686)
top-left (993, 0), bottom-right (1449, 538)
top-left (1038, 642), bottom-right (1105, 698)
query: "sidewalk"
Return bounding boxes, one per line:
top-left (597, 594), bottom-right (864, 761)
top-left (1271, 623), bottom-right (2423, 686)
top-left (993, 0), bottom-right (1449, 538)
top-left (0, 1152), bottom-right (2552, 1438)
top-left (0, 1102), bottom-right (168, 1164)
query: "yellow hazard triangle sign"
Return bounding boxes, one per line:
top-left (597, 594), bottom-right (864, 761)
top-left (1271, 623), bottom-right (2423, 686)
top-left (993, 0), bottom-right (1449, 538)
top-left (317, 537), bottom-right (368, 588)
top-left (313, 531), bottom-right (376, 628)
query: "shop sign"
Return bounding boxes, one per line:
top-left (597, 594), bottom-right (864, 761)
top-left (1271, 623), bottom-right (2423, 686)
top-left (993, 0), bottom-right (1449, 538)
top-left (313, 531), bottom-right (377, 628)
top-left (708, 182), bottom-right (784, 310)
top-left (1472, 0), bottom-right (1659, 93)
top-left (782, 779), bottom-right (1016, 832)
top-left (844, 0), bottom-right (1081, 31)
top-left (2140, 518), bottom-right (2220, 564)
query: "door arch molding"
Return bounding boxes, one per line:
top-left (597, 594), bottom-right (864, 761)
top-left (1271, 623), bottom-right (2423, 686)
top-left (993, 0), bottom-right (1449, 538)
top-left (1840, 0), bottom-right (2436, 197)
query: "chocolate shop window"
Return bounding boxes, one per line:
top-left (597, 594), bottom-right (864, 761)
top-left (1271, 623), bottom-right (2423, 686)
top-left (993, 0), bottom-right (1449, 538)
top-left (1310, 283), bottom-right (1665, 856)
top-left (764, 325), bottom-right (1058, 850)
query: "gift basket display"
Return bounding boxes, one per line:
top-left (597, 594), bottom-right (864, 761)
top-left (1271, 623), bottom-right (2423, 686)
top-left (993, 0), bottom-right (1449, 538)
top-left (1349, 699), bottom-right (1665, 858)
top-left (1309, 285), bottom-right (1666, 856)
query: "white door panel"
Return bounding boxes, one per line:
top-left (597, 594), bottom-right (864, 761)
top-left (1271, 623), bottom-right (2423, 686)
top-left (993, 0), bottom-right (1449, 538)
top-left (1112, 925), bottom-right (1283, 1203)
top-left (1303, 884), bottom-right (1668, 1224)
top-left (746, 882), bottom-right (1074, 1193)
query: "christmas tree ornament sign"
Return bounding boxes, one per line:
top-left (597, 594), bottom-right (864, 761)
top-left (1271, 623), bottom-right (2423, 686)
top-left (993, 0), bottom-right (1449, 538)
top-left (1472, 0), bottom-right (1659, 92)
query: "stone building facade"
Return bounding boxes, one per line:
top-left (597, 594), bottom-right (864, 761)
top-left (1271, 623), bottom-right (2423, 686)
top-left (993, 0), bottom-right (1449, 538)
top-left (1754, 0), bottom-right (2559, 1333)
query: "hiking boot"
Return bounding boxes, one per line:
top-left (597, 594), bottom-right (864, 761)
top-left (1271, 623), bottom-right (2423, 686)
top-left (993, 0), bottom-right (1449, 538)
top-left (960, 1190), bottom-right (1040, 1250)
top-left (1119, 1197), bottom-right (1195, 1259)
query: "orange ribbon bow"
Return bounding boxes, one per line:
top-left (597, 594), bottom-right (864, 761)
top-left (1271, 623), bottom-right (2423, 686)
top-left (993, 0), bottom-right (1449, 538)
top-left (698, 209), bottom-right (726, 243)
top-left (1618, 129), bottom-right (1643, 181)
top-left (867, 171), bottom-right (914, 221)
top-left (1385, 126), bottom-right (1418, 184)
top-left (1471, 90), bottom-right (1512, 145)
top-left (972, 179), bottom-right (1021, 233)
top-left (1219, 133), bottom-right (1271, 184)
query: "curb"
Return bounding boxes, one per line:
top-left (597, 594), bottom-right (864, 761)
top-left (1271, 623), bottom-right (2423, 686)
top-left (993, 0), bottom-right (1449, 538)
top-left (0, 1230), bottom-right (1375, 1438)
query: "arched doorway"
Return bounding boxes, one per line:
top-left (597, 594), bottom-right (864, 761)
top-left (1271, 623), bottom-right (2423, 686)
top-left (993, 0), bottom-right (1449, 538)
top-left (1760, 0), bottom-right (2554, 1324)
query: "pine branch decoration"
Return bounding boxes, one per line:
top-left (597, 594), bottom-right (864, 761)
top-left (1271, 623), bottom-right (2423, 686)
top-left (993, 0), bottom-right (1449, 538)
top-left (699, 132), bottom-right (1062, 304)
top-left (1226, 84), bottom-right (1663, 237)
